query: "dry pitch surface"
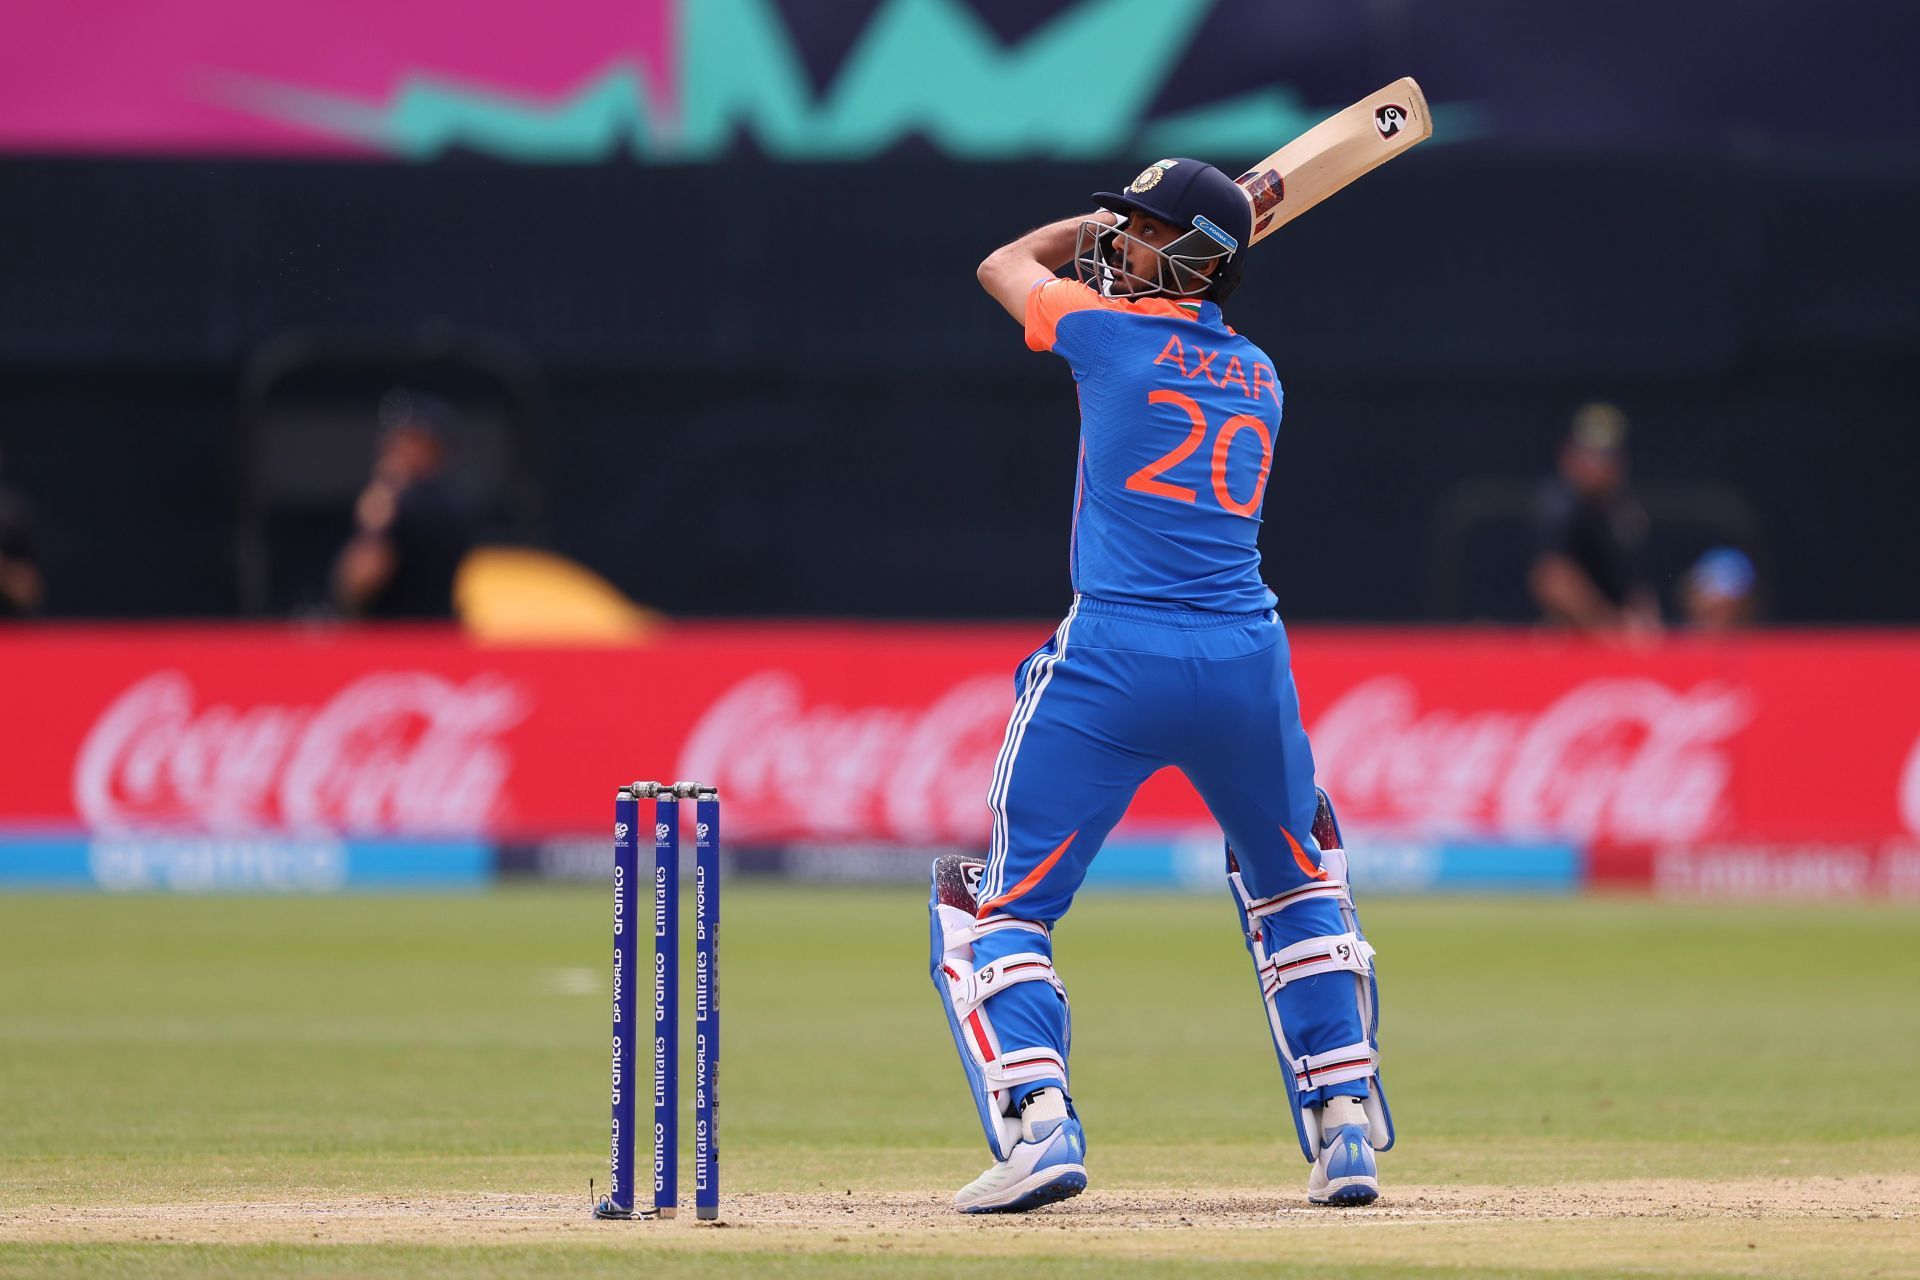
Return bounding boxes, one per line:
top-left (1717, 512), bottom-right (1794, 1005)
top-left (5, 1180), bottom-right (1916, 1277)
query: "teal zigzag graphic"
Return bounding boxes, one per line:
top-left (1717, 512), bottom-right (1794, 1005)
top-left (204, 0), bottom-right (1470, 163)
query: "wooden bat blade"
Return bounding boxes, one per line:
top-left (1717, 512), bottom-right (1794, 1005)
top-left (1237, 77), bottom-right (1432, 244)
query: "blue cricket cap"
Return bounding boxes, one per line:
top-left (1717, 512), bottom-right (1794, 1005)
top-left (1093, 157), bottom-right (1251, 257)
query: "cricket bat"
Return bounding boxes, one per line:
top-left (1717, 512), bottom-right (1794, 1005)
top-left (1236, 78), bottom-right (1432, 244)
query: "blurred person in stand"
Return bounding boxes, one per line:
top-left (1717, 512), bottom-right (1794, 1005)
top-left (0, 440), bottom-right (44, 618)
top-left (332, 390), bottom-right (476, 620)
top-left (1528, 402), bottom-right (1660, 638)
top-left (1680, 546), bottom-right (1757, 631)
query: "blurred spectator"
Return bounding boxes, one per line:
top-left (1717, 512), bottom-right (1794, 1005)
top-left (332, 391), bottom-right (477, 619)
top-left (1681, 546), bottom-right (1757, 631)
top-left (0, 440), bottom-right (43, 618)
top-left (1528, 402), bottom-right (1660, 637)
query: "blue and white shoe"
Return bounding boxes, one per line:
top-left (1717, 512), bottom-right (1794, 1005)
top-left (1307, 1096), bottom-right (1379, 1205)
top-left (954, 1094), bottom-right (1087, 1214)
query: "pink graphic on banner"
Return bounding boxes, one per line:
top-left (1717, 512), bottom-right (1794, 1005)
top-left (0, 0), bottom-right (674, 155)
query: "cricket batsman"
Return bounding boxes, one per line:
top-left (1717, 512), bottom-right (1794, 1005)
top-left (927, 158), bottom-right (1393, 1212)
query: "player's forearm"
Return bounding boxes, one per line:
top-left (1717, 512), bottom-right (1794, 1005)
top-left (333, 535), bottom-right (395, 614)
top-left (977, 211), bottom-right (1114, 320)
top-left (993, 212), bottom-right (1105, 274)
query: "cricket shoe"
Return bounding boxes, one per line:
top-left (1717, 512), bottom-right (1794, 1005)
top-left (953, 1091), bottom-right (1087, 1214)
top-left (1307, 1096), bottom-right (1379, 1206)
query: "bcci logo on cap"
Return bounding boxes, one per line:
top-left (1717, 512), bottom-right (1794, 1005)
top-left (1374, 104), bottom-right (1408, 138)
top-left (1128, 158), bottom-right (1179, 194)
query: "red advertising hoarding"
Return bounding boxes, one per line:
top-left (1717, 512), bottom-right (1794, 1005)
top-left (3, 625), bottom-right (1917, 892)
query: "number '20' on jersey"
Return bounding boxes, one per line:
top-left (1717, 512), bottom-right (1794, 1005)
top-left (1025, 277), bottom-right (1283, 614)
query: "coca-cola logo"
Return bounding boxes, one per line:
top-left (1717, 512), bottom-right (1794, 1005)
top-left (676, 672), bottom-right (1009, 842)
top-left (74, 670), bottom-right (528, 834)
top-left (1309, 675), bottom-right (1753, 842)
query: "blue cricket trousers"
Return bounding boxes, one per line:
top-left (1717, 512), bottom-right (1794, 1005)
top-left (972, 595), bottom-right (1366, 1103)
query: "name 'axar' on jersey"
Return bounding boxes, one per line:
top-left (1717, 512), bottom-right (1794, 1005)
top-left (1024, 277), bottom-right (1283, 613)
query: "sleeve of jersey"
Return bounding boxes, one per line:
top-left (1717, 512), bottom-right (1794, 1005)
top-left (1024, 278), bottom-right (1117, 366)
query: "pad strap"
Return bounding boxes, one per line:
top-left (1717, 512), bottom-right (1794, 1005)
top-left (1243, 879), bottom-right (1350, 922)
top-left (940, 951), bottom-right (1063, 1016)
top-left (983, 1047), bottom-right (1067, 1092)
top-left (1292, 1041), bottom-right (1378, 1090)
top-left (950, 913), bottom-right (1051, 951)
top-left (1261, 932), bottom-right (1375, 998)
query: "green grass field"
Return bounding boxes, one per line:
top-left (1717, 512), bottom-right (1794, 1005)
top-left (2, 885), bottom-right (1916, 1278)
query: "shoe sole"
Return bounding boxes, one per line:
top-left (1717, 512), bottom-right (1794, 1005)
top-left (958, 1166), bottom-right (1088, 1214)
top-left (1309, 1176), bottom-right (1379, 1206)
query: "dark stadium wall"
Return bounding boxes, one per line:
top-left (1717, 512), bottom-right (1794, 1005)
top-left (1, 154), bottom-right (1916, 622)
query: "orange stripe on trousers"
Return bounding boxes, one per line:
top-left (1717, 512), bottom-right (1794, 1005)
top-left (1283, 826), bottom-right (1329, 881)
top-left (978, 830), bottom-right (1078, 917)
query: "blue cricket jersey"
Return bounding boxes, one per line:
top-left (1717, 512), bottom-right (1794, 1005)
top-left (1025, 277), bottom-right (1283, 613)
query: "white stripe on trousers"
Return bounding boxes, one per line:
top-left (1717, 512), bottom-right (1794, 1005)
top-left (990, 617), bottom-right (1067, 882)
top-left (985, 603), bottom-right (1077, 899)
top-left (981, 598), bottom-right (1079, 905)
top-left (986, 601), bottom-right (1076, 871)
